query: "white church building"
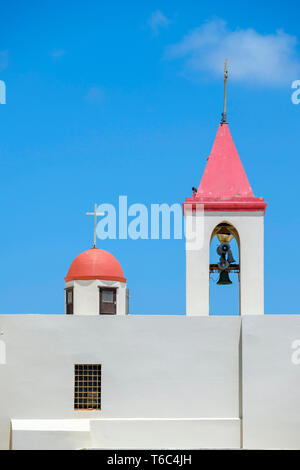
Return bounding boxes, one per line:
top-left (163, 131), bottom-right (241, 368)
top-left (1, 106), bottom-right (300, 450)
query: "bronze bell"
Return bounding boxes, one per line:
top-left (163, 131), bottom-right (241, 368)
top-left (217, 270), bottom-right (232, 285)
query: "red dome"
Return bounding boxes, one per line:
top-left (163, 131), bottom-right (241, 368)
top-left (65, 248), bottom-right (126, 283)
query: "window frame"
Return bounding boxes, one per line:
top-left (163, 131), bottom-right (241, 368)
top-left (74, 364), bottom-right (102, 411)
top-left (65, 287), bottom-right (74, 315)
top-left (98, 287), bottom-right (117, 315)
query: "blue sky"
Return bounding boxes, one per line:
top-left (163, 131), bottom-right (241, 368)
top-left (0, 1), bottom-right (299, 315)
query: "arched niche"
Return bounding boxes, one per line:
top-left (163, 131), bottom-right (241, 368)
top-left (209, 221), bottom-right (241, 316)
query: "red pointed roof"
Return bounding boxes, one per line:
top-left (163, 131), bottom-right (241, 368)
top-left (184, 123), bottom-right (267, 213)
top-left (198, 123), bottom-right (253, 198)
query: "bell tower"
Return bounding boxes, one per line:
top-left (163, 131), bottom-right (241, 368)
top-left (183, 63), bottom-right (267, 316)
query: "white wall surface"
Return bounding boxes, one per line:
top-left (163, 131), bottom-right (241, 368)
top-left (65, 280), bottom-right (127, 315)
top-left (0, 315), bottom-right (241, 450)
top-left (0, 339), bottom-right (6, 364)
top-left (88, 418), bottom-right (241, 450)
top-left (2, 315), bottom-right (300, 449)
top-left (11, 418), bottom-right (241, 450)
top-left (11, 419), bottom-right (91, 451)
top-left (185, 211), bottom-right (264, 316)
top-left (242, 315), bottom-right (300, 449)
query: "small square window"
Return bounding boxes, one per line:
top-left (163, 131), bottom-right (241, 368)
top-left (102, 290), bottom-right (114, 303)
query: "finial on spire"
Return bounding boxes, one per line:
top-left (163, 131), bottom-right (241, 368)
top-left (86, 203), bottom-right (105, 249)
top-left (221, 60), bottom-right (228, 124)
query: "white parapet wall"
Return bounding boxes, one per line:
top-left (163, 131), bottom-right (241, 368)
top-left (10, 418), bottom-right (241, 450)
top-left (242, 315), bottom-right (300, 450)
top-left (3, 314), bottom-right (300, 450)
top-left (89, 418), bottom-right (241, 450)
top-left (0, 315), bottom-right (241, 450)
top-left (11, 419), bottom-right (91, 451)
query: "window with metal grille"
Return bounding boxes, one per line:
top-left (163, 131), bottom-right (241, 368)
top-left (74, 364), bottom-right (101, 410)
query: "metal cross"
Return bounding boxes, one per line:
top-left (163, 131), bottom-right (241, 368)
top-left (86, 203), bottom-right (105, 248)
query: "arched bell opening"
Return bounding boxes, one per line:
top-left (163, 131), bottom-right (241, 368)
top-left (209, 222), bottom-right (240, 316)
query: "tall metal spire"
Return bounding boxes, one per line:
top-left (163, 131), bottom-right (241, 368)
top-left (221, 60), bottom-right (228, 124)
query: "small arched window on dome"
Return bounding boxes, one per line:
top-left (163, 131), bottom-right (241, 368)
top-left (65, 287), bottom-right (74, 315)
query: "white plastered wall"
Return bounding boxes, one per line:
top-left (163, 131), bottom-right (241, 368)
top-left (3, 315), bottom-right (300, 450)
top-left (65, 280), bottom-right (128, 316)
top-left (242, 315), bottom-right (300, 449)
top-left (185, 211), bottom-right (264, 316)
top-left (0, 315), bottom-right (241, 450)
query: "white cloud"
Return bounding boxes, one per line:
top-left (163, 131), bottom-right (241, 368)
top-left (148, 10), bottom-right (170, 35)
top-left (165, 19), bottom-right (300, 86)
top-left (0, 51), bottom-right (8, 71)
top-left (85, 86), bottom-right (105, 104)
